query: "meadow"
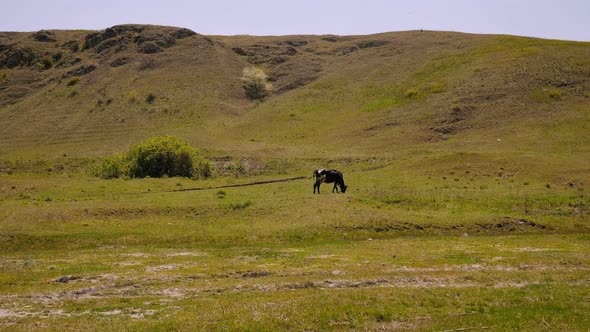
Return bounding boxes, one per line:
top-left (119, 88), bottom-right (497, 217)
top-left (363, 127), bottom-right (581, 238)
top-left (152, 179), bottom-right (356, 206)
top-left (1, 155), bottom-right (588, 331)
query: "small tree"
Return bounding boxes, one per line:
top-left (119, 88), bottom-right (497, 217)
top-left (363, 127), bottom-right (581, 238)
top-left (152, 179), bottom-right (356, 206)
top-left (240, 67), bottom-right (273, 100)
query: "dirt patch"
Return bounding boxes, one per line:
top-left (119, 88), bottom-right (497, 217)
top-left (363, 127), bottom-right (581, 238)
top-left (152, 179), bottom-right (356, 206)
top-left (335, 217), bottom-right (551, 235)
top-left (123, 252), bottom-right (151, 257)
top-left (240, 271), bottom-right (270, 278)
top-left (511, 247), bottom-right (564, 252)
top-left (306, 254), bottom-right (336, 259)
top-left (0, 307), bottom-right (156, 320)
top-left (429, 105), bottom-right (475, 140)
top-left (384, 264), bottom-right (589, 273)
top-left (166, 251), bottom-right (206, 257)
top-left (218, 270), bottom-right (271, 279)
top-left (53, 275), bottom-right (82, 283)
top-left (145, 264), bottom-right (181, 272)
top-left (476, 217), bottom-right (548, 232)
top-left (364, 121), bottom-right (399, 132)
top-left (210, 157), bottom-right (266, 177)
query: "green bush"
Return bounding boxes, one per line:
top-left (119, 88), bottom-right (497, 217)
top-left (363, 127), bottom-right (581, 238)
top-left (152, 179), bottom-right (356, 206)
top-left (91, 155), bottom-right (126, 179)
top-left (146, 93), bottom-right (156, 104)
top-left (91, 136), bottom-right (211, 179)
top-left (127, 136), bottom-right (211, 179)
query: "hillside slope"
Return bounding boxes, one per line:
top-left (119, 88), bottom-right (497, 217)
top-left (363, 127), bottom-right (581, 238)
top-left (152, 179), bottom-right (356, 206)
top-left (1, 25), bottom-right (589, 181)
top-left (0, 25), bottom-right (248, 156)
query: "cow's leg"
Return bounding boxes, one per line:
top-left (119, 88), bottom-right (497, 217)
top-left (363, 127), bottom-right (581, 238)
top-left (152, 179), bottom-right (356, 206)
top-left (314, 181), bottom-right (320, 194)
top-left (332, 183), bottom-right (338, 193)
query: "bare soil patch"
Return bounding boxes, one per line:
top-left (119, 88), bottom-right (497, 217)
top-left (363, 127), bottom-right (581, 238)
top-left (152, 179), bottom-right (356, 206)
top-left (335, 217), bottom-right (551, 235)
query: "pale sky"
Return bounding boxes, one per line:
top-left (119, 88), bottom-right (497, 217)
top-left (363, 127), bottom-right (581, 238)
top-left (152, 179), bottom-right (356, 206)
top-left (1, 0), bottom-right (589, 41)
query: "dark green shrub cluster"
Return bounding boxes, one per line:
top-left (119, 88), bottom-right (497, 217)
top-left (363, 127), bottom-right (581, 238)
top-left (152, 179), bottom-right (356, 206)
top-left (67, 77), bottom-right (80, 86)
top-left (146, 93), bottom-right (156, 104)
top-left (91, 136), bottom-right (211, 179)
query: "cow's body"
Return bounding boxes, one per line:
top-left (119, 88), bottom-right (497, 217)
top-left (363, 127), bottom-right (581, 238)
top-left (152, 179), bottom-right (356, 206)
top-left (313, 169), bottom-right (347, 194)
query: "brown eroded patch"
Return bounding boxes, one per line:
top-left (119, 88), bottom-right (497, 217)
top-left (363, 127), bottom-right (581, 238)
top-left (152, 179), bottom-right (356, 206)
top-left (335, 217), bottom-right (551, 235)
top-left (145, 264), bottom-right (182, 272)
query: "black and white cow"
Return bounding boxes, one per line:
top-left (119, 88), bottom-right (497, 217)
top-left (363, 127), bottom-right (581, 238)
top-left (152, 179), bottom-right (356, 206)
top-left (313, 169), bottom-right (348, 194)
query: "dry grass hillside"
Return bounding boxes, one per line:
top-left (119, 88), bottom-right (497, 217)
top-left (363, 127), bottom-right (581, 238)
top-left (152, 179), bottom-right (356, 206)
top-left (1, 25), bottom-right (589, 181)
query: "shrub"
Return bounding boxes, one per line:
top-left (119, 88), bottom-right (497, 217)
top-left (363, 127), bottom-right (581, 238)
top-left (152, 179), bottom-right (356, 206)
top-left (146, 93), bottom-right (156, 104)
top-left (127, 90), bottom-right (139, 104)
top-left (404, 88), bottom-right (419, 99)
top-left (91, 155), bottom-right (126, 179)
top-left (240, 67), bottom-right (273, 100)
top-left (126, 136), bottom-right (211, 179)
top-left (39, 58), bottom-right (52, 70)
top-left (227, 200), bottom-right (252, 210)
top-left (67, 78), bottom-right (80, 86)
top-left (91, 136), bottom-right (211, 179)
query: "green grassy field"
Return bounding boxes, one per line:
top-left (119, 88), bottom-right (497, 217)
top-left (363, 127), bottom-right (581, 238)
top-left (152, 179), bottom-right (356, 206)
top-left (1, 25), bottom-right (590, 330)
top-left (1, 159), bottom-right (589, 331)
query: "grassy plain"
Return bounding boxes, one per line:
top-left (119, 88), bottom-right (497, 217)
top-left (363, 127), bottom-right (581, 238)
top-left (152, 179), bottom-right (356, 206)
top-left (1, 157), bottom-right (589, 331)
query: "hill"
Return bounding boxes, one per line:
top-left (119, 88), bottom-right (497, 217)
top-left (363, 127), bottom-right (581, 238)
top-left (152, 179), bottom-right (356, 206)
top-left (0, 25), bottom-right (589, 183)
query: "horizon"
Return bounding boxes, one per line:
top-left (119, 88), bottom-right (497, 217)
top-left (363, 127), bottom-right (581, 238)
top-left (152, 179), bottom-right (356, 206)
top-left (3, 25), bottom-right (590, 43)
top-left (1, 0), bottom-right (590, 42)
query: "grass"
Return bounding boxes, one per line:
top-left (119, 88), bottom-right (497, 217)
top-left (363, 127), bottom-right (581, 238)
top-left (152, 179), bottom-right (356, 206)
top-left (0, 26), bottom-right (589, 330)
top-left (1, 159), bottom-right (589, 330)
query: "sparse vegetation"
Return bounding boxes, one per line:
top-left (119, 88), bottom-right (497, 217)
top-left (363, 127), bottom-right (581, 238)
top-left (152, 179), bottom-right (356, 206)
top-left (138, 56), bottom-right (156, 70)
top-left (404, 88), bottom-right (419, 98)
top-left (227, 200), bottom-right (252, 210)
top-left (146, 93), bottom-right (156, 104)
top-left (127, 90), bottom-right (139, 103)
top-left (531, 87), bottom-right (563, 102)
top-left (240, 66), bottom-right (273, 100)
top-left (66, 77), bottom-right (80, 86)
top-left (38, 57), bottom-right (52, 70)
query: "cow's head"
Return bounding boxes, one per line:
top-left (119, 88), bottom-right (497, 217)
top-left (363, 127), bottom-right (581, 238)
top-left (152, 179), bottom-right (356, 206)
top-left (341, 185), bottom-right (348, 193)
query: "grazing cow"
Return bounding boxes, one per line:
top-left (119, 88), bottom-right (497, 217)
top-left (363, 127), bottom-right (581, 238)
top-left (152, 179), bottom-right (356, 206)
top-left (313, 169), bottom-right (348, 194)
